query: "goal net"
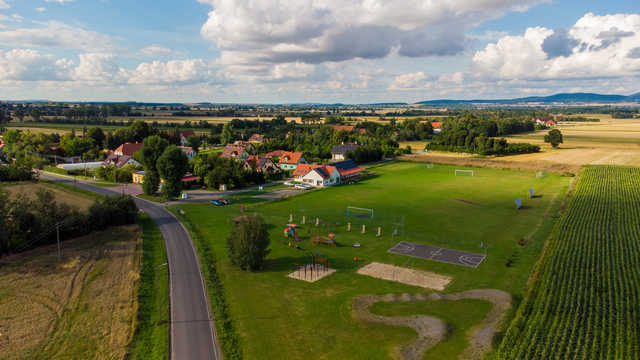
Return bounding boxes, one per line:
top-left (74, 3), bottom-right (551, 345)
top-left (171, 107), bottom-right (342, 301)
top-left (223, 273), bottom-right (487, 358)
top-left (346, 206), bottom-right (374, 219)
top-left (455, 170), bottom-right (474, 177)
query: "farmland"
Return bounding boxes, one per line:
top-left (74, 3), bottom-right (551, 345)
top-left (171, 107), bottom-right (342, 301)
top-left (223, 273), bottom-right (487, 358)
top-left (0, 225), bottom-right (142, 360)
top-left (171, 162), bottom-right (571, 359)
top-left (497, 166), bottom-right (640, 359)
top-left (2, 182), bottom-right (96, 211)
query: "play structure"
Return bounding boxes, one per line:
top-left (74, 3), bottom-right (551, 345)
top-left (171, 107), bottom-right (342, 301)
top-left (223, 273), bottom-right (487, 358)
top-left (283, 224), bottom-right (300, 242)
top-left (311, 233), bottom-right (337, 247)
top-left (288, 253), bottom-right (336, 282)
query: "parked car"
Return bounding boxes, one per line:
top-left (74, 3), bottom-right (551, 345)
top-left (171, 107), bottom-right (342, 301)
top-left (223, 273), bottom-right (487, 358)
top-left (284, 181), bottom-right (294, 186)
top-left (295, 183), bottom-right (313, 190)
top-left (210, 199), bottom-right (223, 206)
top-left (220, 199), bottom-right (232, 205)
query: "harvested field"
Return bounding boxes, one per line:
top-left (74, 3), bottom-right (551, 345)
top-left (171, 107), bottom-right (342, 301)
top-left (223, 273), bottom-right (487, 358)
top-left (1, 182), bottom-right (95, 211)
top-left (357, 262), bottom-right (452, 291)
top-left (352, 289), bottom-right (511, 360)
top-left (0, 225), bottom-right (142, 360)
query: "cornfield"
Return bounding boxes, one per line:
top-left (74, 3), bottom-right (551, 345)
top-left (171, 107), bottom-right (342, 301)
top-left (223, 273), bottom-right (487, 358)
top-left (498, 166), bottom-right (640, 359)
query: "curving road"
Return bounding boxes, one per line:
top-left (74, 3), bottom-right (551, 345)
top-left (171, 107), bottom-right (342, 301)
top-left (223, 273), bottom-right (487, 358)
top-left (42, 175), bottom-right (220, 360)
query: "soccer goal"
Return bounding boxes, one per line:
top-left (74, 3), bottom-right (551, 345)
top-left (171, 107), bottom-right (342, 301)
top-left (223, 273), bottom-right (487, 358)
top-left (346, 206), bottom-right (374, 219)
top-left (455, 169), bottom-right (474, 177)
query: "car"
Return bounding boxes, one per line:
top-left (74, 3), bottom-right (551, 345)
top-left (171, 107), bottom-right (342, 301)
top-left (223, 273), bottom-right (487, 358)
top-left (295, 183), bottom-right (313, 190)
top-left (209, 200), bottom-right (223, 206)
top-left (220, 199), bottom-right (232, 205)
top-left (284, 181), bottom-right (294, 186)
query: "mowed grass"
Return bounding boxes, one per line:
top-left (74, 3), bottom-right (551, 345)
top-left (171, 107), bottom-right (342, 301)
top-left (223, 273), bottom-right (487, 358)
top-left (0, 225), bottom-right (142, 360)
top-left (171, 162), bottom-right (571, 359)
top-left (1, 182), bottom-right (96, 211)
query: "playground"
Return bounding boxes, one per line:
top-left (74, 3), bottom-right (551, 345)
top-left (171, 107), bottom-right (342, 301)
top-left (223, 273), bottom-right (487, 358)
top-left (171, 161), bottom-right (572, 360)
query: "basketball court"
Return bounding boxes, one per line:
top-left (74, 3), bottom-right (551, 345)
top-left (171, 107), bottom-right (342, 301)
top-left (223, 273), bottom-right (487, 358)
top-left (388, 241), bottom-right (486, 268)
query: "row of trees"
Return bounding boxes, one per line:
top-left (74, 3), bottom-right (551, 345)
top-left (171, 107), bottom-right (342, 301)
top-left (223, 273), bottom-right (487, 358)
top-left (0, 189), bottom-right (137, 256)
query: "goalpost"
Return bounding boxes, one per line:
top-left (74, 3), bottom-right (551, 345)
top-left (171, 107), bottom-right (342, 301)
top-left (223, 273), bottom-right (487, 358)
top-left (346, 206), bottom-right (374, 219)
top-left (455, 169), bottom-right (474, 177)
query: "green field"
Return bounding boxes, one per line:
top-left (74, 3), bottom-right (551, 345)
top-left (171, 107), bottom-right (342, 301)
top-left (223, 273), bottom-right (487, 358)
top-left (497, 166), bottom-right (640, 359)
top-left (171, 162), bottom-right (572, 359)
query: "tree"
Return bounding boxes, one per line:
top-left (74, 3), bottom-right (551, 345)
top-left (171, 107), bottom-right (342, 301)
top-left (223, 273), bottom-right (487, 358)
top-left (156, 145), bottom-right (188, 199)
top-left (129, 120), bottom-right (150, 142)
top-left (544, 129), bottom-right (563, 148)
top-left (86, 127), bottom-right (106, 147)
top-left (227, 215), bottom-right (270, 271)
top-left (61, 136), bottom-right (95, 157)
top-left (29, 108), bottom-right (41, 122)
top-left (221, 123), bottom-right (234, 145)
top-left (140, 135), bottom-right (169, 195)
top-left (14, 108), bottom-right (25, 122)
top-left (186, 135), bottom-right (201, 152)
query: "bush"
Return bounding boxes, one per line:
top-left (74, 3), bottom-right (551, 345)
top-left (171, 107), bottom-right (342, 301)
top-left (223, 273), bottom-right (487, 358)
top-left (227, 215), bottom-right (270, 271)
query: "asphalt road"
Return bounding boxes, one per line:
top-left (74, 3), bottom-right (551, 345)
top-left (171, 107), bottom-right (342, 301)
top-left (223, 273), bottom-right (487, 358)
top-left (41, 175), bottom-right (220, 360)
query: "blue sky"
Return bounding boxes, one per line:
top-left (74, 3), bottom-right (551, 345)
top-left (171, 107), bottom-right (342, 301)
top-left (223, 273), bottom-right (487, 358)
top-left (0, 0), bottom-right (639, 103)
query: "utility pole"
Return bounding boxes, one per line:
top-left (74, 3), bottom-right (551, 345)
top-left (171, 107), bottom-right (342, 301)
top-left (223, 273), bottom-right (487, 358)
top-left (56, 223), bottom-right (61, 261)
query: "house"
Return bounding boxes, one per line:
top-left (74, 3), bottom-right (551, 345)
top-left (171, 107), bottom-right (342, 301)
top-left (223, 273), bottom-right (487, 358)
top-left (301, 165), bottom-right (341, 187)
top-left (178, 130), bottom-right (196, 146)
top-left (293, 163), bottom-right (323, 182)
top-left (244, 155), bottom-right (279, 173)
top-left (278, 151), bottom-right (307, 171)
top-left (179, 146), bottom-right (197, 160)
top-left (114, 142), bottom-right (142, 157)
top-left (233, 140), bottom-right (255, 152)
top-left (248, 134), bottom-right (266, 144)
top-left (265, 150), bottom-right (286, 159)
top-left (220, 144), bottom-right (250, 160)
top-left (330, 125), bottom-right (367, 134)
top-left (431, 122), bottom-right (443, 134)
top-left (535, 118), bottom-right (557, 127)
top-left (132, 171), bottom-right (146, 184)
top-left (331, 160), bottom-right (365, 182)
top-left (104, 153), bottom-right (140, 168)
top-left (330, 143), bottom-right (359, 161)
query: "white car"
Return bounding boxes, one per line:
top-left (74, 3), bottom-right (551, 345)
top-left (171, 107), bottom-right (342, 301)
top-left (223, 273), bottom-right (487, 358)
top-left (295, 183), bottom-right (313, 190)
top-left (284, 181), bottom-right (294, 186)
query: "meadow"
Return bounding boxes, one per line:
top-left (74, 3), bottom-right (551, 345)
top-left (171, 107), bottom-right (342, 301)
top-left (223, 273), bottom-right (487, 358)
top-left (171, 162), bottom-right (571, 359)
top-left (0, 225), bottom-right (142, 360)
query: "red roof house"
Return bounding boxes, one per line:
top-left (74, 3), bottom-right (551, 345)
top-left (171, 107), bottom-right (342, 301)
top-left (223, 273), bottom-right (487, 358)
top-left (114, 142), bottom-right (142, 157)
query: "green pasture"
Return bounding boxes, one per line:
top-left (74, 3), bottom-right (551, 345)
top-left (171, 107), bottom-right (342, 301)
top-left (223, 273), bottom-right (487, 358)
top-left (170, 162), bottom-right (571, 359)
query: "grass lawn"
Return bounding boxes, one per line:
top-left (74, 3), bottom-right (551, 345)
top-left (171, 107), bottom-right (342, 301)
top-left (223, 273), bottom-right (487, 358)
top-left (170, 162), bottom-right (571, 359)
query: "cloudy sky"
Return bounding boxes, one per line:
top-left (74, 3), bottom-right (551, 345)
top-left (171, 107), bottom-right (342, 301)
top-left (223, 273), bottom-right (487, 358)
top-left (0, 0), bottom-right (638, 103)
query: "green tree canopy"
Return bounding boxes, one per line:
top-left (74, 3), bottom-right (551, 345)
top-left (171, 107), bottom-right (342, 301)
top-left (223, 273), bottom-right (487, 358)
top-left (157, 145), bottom-right (188, 199)
top-left (544, 129), bottom-right (564, 148)
top-left (86, 127), bottom-right (106, 147)
top-left (221, 123), bottom-right (234, 145)
top-left (227, 215), bottom-right (270, 271)
top-left (139, 135), bottom-right (169, 195)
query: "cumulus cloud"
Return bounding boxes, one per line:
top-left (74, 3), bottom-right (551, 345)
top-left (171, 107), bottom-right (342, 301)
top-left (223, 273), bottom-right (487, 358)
top-left (0, 0), bottom-right (8, 10)
top-left (197, 0), bottom-right (546, 71)
top-left (0, 21), bottom-right (116, 52)
top-left (128, 59), bottom-right (215, 85)
top-left (36, 7), bottom-right (46, 12)
top-left (472, 13), bottom-right (640, 80)
top-left (138, 45), bottom-right (173, 58)
top-left (630, 47), bottom-right (640, 59)
top-left (72, 53), bottom-right (128, 82)
top-left (0, 49), bottom-right (70, 81)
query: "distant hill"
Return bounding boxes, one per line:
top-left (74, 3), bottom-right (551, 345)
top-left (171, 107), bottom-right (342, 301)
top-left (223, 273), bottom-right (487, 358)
top-left (416, 92), bottom-right (640, 105)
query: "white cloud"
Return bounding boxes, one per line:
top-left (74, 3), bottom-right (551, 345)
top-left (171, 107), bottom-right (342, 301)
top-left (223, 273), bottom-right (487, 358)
top-left (0, 49), bottom-right (70, 81)
top-left (128, 59), bottom-right (215, 85)
top-left (0, 0), bottom-right (9, 10)
top-left (197, 0), bottom-right (547, 76)
top-left (0, 21), bottom-right (116, 52)
top-left (389, 72), bottom-right (431, 90)
top-left (472, 13), bottom-right (640, 80)
top-left (44, 0), bottom-right (73, 3)
top-left (72, 53), bottom-right (128, 82)
top-left (138, 45), bottom-right (173, 58)
top-left (36, 7), bottom-right (46, 12)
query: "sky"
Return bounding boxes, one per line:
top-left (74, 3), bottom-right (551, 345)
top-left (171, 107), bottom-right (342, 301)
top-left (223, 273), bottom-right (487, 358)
top-left (0, 0), bottom-right (639, 103)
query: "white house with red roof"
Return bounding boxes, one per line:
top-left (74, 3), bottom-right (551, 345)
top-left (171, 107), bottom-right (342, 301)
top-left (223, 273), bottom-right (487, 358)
top-left (294, 160), bottom-right (365, 187)
top-left (301, 165), bottom-right (341, 187)
top-left (113, 142), bottom-right (142, 157)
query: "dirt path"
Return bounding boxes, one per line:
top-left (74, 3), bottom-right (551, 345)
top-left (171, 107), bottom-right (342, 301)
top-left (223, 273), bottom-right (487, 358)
top-left (352, 289), bottom-right (512, 360)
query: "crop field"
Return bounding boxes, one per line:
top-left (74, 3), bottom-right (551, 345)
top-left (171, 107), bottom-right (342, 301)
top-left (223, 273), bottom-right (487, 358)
top-left (0, 225), bottom-right (142, 360)
top-left (171, 162), bottom-right (571, 359)
top-left (497, 166), bottom-right (640, 359)
top-left (2, 182), bottom-right (95, 211)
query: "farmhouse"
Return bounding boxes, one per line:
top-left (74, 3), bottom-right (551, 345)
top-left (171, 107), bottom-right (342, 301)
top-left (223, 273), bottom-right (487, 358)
top-left (293, 163), bottom-right (323, 182)
top-left (331, 160), bottom-right (365, 182)
top-left (535, 118), bottom-right (557, 127)
top-left (331, 143), bottom-right (359, 161)
top-left (244, 155), bottom-right (279, 172)
top-left (178, 130), bottom-right (196, 146)
top-left (278, 151), bottom-right (307, 170)
top-left (179, 146), bottom-right (197, 160)
top-left (103, 154), bottom-right (140, 168)
top-left (431, 122), bottom-right (443, 134)
top-left (301, 165), bottom-right (341, 187)
top-left (220, 144), bottom-right (250, 160)
top-left (233, 140), bottom-right (255, 151)
top-left (113, 142), bottom-right (142, 157)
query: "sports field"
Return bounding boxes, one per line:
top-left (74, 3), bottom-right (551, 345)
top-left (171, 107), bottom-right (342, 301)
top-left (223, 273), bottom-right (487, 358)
top-left (171, 162), bottom-right (572, 359)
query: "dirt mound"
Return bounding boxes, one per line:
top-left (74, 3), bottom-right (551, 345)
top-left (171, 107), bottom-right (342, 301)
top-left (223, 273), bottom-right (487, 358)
top-left (357, 262), bottom-right (452, 291)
